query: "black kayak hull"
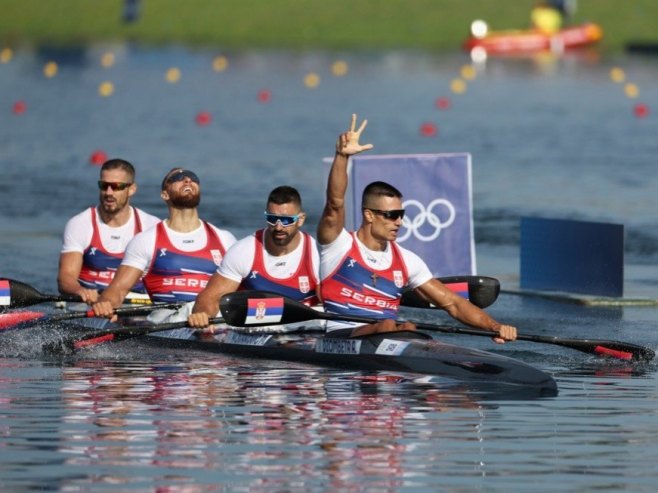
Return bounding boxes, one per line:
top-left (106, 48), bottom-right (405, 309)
top-left (140, 329), bottom-right (558, 396)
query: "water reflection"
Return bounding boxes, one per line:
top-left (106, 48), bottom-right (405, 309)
top-left (55, 358), bottom-right (500, 489)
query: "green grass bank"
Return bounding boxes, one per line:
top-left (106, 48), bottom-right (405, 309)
top-left (0, 0), bottom-right (656, 52)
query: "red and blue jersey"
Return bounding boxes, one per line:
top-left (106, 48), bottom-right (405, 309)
top-left (143, 221), bottom-right (227, 302)
top-left (240, 230), bottom-right (319, 305)
top-left (79, 207), bottom-right (145, 292)
top-left (320, 233), bottom-right (409, 319)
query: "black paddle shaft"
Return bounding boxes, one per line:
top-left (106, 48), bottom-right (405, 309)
top-left (220, 291), bottom-right (656, 362)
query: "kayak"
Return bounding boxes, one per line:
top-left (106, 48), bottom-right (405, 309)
top-left (463, 22), bottom-right (603, 56)
top-left (138, 328), bottom-right (559, 396)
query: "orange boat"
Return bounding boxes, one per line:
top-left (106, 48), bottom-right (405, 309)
top-left (463, 21), bottom-right (603, 56)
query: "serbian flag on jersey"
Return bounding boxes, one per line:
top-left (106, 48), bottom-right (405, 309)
top-left (245, 297), bottom-right (284, 325)
top-left (445, 282), bottom-right (469, 300)
top-left (0, 280), bottom-right (10, 306)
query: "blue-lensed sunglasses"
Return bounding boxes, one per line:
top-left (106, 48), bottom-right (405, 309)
top-left (264, 212), bottom-right (300, 227)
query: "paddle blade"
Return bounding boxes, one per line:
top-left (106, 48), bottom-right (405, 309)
top-left (401, 276), bottom-right (500, 309)
top-left (519, 334), bottom-right (656, 362)
top-left (0, 311), bottom-right (47, 329)
top-left (1, 279), bottom-right (80, 309)
top-left (220, 291), bottom-right (320, 327)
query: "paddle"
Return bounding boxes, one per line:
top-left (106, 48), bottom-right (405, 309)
top-left (219, 291), bottom-right (656, 362)
top-left (0, 301), bottom-right (185, 330)
top-left (0, 278), bottom-right (150, 310)
top-left (403, 275), bottom-right (499, 309)
top-left (47, 317), bottom-right (225, 354)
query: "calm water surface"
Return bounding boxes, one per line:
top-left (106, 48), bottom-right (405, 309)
top-left (1, 45), bottom-right (658, 491)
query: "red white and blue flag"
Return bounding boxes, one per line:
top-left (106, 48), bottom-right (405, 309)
top-left (0, 280), bottom-right (10, 306)
top-left (445, 281), bottom-right (469, 300)
top-left (245, 297), bottom-right (284, 325)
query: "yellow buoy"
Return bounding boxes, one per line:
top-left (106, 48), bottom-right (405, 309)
top-left (101, 52), bottom-right (115, 68)
top-left (44, 61), bottom-right (58, 78)
top-left (624, 82), bottom-right (639, 98)
top-left (450, 78), bottom-right (467, 94)
top-left (609, 67), bottom-right (625, 83)
top-left (331, 60), bottom-right (348, 77)
top-left (98, 81), bottom-right (115, 97)
top-left (212, 56), bottom-right (228, 72)
top-left (1, 47), bottom-right (13, 63)
top-left (165, 67), bottom-right (181, 83)
top-left (460, 64), bottom-right (476, 80)
top-left (304, 72), bottom-right (320, 88)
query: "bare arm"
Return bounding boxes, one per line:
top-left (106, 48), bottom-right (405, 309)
top-left (188, 272), bottom-right (240, 328)
top-left (317, 114), bottom-right (373, 245)
top-left (91, 265), bottom-right (143, 318)
top-left (415, 278), bottom-right (517, 343)
top-left (57, 252), bottom-right (99, 303)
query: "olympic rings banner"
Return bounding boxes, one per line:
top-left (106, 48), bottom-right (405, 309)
top-left (324, 153), bottom-right (476, 276)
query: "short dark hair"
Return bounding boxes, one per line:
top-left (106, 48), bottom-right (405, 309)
top-left (361, 181), bottom-right (402, 208)
top-left (100, 159), bottom-right (136, 182)
top-left (267, 186), bottom-right (302, 208)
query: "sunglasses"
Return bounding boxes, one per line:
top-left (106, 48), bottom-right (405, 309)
top-left (162, 170), bottom-right (200, 188)
top-left (98, 181), bottom-right (132, 191)
top-left (366, 208), bottom-right (406, 221)
top-left (264, 212), bottom-right (300, 227)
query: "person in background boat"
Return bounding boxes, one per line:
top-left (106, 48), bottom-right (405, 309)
top-left (188, 185), bottom-right (319, 328)
top-left (57, 158), bottom-right (160, 304)
top-left (91, 167), bottom-right (236, 320)
top-left (317, 114), bottom-right (517, 343)
top-left (530, 1), bottom-right (564, 34)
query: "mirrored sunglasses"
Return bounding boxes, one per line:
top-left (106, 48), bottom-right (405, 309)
top-left (264, 212), bottom-right (300, 227)
top-left (163, 170), bottom-right (200, 188)
top-left (98, 181), bottom-right (132, 191)
top-left (367, 208), bottom-right (406, 220)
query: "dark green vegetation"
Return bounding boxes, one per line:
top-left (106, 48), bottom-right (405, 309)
top-left (0, 0), bottom-right (655, 52)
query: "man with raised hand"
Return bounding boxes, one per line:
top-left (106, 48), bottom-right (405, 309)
top-left (91, 167), bottom-right (236, 319)
top-left (58, 158), bottom-right (160, 303)
top-left (317, 114), bottom-right (517, 342)
top-left (188, 185), bottom-right (319, 328)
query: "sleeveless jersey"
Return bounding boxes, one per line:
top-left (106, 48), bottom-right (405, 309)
top-left (320, 233), bottom-right (409, 319)
top-left (240, 230), bottom-right (319, 305)
top-left (143, 221), bottom-right (227, 302)
top-left (79, 206), bottom-right (146, 292)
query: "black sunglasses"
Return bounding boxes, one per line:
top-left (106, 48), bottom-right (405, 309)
top-left (365, 208), bottom-right (406, 221)
top-left (98, 181), bottom-right (132, 191)
top-left (162, 169), bottom-right (200, 189)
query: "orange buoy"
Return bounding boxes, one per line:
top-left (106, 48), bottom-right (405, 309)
top-left (633, 103), bottom-right (649, 118)
top-left (195, 111), bottom-right (212, 126)
top-left (420, 122), bottom-right (438, 137)
top-left (257, 89), bottom-right (272, 103)
top-left (435, 97), bottom-right (451, 110)
top-left (89, 150), bottom-right (108, 166)
top-left (12, 100), bottom-right (26, 115)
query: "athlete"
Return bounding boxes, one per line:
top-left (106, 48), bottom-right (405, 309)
top-left (57, 158), bottom-right (160, 303)
top-left (91, 167), bottom-right (236, 319)
top-left (317, 114), bottom-right (517, 342)
top-left (188, 185), bottom-right (319, 328)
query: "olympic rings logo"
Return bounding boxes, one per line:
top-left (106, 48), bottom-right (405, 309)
top-left (398, 198), bottom-right (456, 242)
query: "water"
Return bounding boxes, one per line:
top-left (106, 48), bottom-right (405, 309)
top-left (1, 45), bottom-right (658, 491)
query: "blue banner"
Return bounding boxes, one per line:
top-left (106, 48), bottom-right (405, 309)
top-left (324, 153), bottom-right (475, 276)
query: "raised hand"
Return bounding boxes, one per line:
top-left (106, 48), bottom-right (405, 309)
top-left (336, 114), bottom-right (374, 156)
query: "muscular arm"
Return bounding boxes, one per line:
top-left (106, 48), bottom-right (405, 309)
top-left (415, 278), bottom-right (517, 342)
top-left (188, 272), bottom-right (240, 328)
top-left (57, 252), bottom-right (99, 303)
top-left (317, 114), bottom-right (373, 245)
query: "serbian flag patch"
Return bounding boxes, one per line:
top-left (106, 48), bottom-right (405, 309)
top-left (0, 279), bottom-right (10, 306)
top-left (245, 297), bottom-right (284, 325)
top-left (445, 281), bottom-right (469, 300)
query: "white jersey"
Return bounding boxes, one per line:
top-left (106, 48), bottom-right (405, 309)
top-left (121, 220), bottom-right (237, 272)
top-left (319, 228), bottom-right (433, 289)
top-left (218, 229), bottom-right (320, 283)
top-left (61, 206), bottom-right (160, 255)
